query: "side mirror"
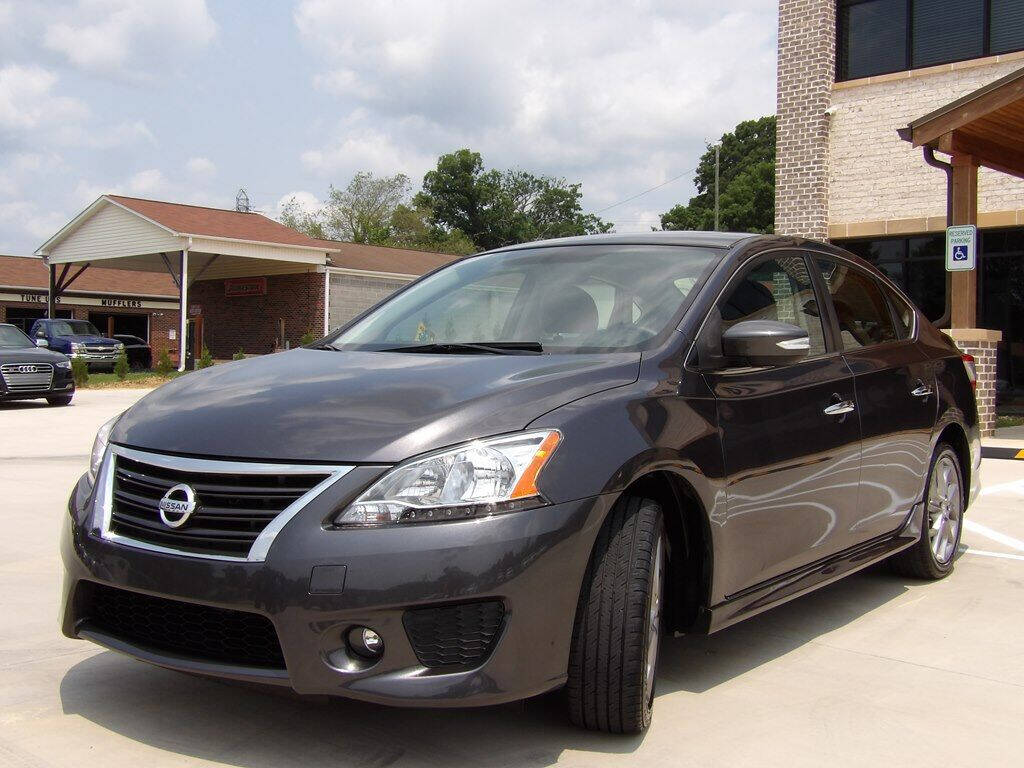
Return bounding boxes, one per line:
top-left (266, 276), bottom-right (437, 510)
top-left (35, 338), bottom-right (49, 347)
top-left (722, 320), bottom-right (809, 367)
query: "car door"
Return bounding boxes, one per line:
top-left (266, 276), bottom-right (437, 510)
top-left (698, 252), bottom-right (862, 596)
top-left (813, 257), bottom-right (935, 540)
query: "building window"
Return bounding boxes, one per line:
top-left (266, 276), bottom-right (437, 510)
top-left (838, 0), bottom-right (1024, 81)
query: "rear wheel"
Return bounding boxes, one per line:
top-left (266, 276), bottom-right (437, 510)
top-left (567, 496), bottom-right (666, 733)
top-left (46, 394), bottom-right (73, 406)
top-left (890, 443), bottom-right (963, 580)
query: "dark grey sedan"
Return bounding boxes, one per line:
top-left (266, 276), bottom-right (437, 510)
top-left (60, 232), bottom-right (978, 732)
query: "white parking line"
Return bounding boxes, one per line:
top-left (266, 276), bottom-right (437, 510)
top-left (963, 519), bottom-right (1024, 552)
top-left (979, 478), bottom-right (1024, 496)
top-left (963, 548), bottom-right (1024, 562)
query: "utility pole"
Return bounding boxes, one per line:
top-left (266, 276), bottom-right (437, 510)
top-left (714, 143), bottom-right (720, 232)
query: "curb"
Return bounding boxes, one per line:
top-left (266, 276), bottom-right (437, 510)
top-left (981, 446), bottom-right (1024, 460)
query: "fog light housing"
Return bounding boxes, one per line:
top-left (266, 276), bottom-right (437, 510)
top-left (348, 626), bottom-right (383, 659)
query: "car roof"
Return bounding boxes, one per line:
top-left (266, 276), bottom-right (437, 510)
top-left (490, 230), bottom-right (757, 253)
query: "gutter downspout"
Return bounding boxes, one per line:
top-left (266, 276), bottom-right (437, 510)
top-left (178, 239), bottom-right (190, 372)
top-left (923, 146), bottom-right (953, 328)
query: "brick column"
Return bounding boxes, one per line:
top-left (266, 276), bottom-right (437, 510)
top-left (775, 0), bottom-right (835, 240)
top-left (945, 328), bottom-right (1002, 437)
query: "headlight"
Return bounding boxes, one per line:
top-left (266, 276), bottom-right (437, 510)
top-left (70, 342), bottom-right (85, 352)
top-left (334, 430), bottom-right (561, 526)
top-left (88, 414), bottom-right (120, 484)
top-left (55, 359), bottom-right (72, 369)
top-left (116, 342), bottom-right (125, 351)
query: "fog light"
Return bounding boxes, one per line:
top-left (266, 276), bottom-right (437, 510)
top-left (349, 626), bottom-right (384, 659)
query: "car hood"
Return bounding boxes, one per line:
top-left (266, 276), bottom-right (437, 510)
top-left (111, 348), bottom-right (641, 463)
top-left (0, 346), bottom-right (68, 364)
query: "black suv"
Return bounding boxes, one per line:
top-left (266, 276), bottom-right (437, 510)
top-left (61, 233), bottom-right (979, 733)
top-left (0, 323), bottom-right (75, 405)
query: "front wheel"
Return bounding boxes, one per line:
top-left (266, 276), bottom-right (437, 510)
top-left (890, 443), bottom-right (963, 579)
top-left (47, 394), bottom-right (73, 406)
top-left (567, 496), bottom-right (666, 733)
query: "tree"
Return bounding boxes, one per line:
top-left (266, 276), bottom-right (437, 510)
top-left (417, 149), bottom-right (612, 251)
top-left (388, 201), bottom-right (476, 255)
top-left (279, 197), bottom-right (327, 240)
top-left (660, 115), bottom-right (776, 234)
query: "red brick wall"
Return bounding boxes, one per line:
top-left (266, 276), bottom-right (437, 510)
top-left (188, 271), bottom-right (324, 359)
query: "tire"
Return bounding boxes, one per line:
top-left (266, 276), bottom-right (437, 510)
top-left (890, 443), bottom-right (964, 580)
top-left (567, 496), bottom-right (667, 733)
top-left (47, 394), bottom-right (73, 406)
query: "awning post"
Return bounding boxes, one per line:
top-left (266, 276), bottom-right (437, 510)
top-left (178, 248), bottom-right (189, 372)
top-left (950, 151), bottom-right (979, 329)
top-left (47, 262), bottom-right (55, 319)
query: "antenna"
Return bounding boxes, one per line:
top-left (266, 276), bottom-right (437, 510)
top-left (235, 188), bottom-right (251, 213)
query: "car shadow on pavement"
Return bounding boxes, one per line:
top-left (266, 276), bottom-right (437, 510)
top-left (58, 565), bottom-right (909, 767)
top-left (0, 400), bottom-right (54, 410)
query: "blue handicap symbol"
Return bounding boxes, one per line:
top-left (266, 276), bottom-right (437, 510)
top-left (952, 245), bottom-right (968, 261)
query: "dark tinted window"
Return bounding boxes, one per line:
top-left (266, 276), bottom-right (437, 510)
top-left (913, 0), bottom-right (984, 68)
top-left (720, 256), bottom-right (828, 358)
top-left (837, 0), bottom-right (1024, 81)
top-left (991, 0), bottom-right (1024, 55)
top-left (817, 260), bottom-right (898, 350)
top-left (839, 0), bottom-right (908, 81)
top-left (882, 285), bottom-right (915, 339)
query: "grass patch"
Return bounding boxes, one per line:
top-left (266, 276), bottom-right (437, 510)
top-left (996, 414), bottom-right (1024, 429)
top-left (81, 370), bottom-right (188, 389)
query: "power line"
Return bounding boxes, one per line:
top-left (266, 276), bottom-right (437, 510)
top-left (592, 166), bottom-right (697, 215)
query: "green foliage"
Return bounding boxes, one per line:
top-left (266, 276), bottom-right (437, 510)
top-left (416, 149), bottom-right (612, 251)
top-left (71, 357), bottom-right (89, 386)
top-left (232, 348), bottom-right (246, 361)
top-left (279, 198), bottom-right (327, 240)
top-left (155, 350), bottom-right (174, 375)
top-left (197, 346), bottom-right (213, 369)
top-left (300, 330), bottom-right (317, 346)
top-left (660, 115), bottom-right (776, 234)
top-left (114, 349), bottom-right (129, 380)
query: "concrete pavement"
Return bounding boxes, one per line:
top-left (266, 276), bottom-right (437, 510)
top-left (1, 389), bottom-right (1022, 767)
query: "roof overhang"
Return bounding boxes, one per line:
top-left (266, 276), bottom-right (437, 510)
top-left (898, 65), bottom-right (1024, 180)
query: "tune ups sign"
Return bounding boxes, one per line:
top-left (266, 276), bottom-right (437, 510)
top-left (224, 277), bottom-right (267, 297)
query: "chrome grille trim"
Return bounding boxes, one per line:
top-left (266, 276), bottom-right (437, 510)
top-left (1, 363), bottom-right (54, 391)
top-left (92, 445), bottom-right (354, 562)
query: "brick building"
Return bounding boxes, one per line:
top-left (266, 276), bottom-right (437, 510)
top-left (776, 1), bottom-right (1024, 432)
top-left (22, 195), bottom-right (457, 367)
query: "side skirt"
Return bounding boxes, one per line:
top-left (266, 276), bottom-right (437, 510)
top-left (693, 502), bottom-right (924, 635)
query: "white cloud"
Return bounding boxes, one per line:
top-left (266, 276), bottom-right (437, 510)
top-left (276, 190), bottom-right (322, 217)
top-left (294, 0), bottom-right (777, 230)
top-left (0, 200), bottom-right (68, 249)
top-left (0, 65), bottom-right (88, 132)
top-left (186, 156), bottom-right (216, 178)
top-left (43, 0), bottom-right (217, 79)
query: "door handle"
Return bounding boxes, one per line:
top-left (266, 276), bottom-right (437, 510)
top-left (823, 400), bottom-right (856, 416)
top-left (911, 382), bottom-right (934, 397)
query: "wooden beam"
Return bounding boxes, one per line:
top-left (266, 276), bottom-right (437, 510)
top-left (950, 152), bottom-right (978, 329)
top-left (911, 78), bottom-right (1024, 147)
top-left (938, 130), bottom-right (1024, 180)
top-left (57, 263), bottom-right (90, 294)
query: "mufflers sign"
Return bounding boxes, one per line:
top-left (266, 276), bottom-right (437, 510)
top-left (224, 277), bottom-right (267, 297)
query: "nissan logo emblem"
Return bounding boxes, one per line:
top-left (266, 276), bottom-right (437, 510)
top-left (158, 483), bottom-right (198, 528)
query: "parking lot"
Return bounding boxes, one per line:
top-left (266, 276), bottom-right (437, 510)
top-left (2, 389), bottom-right (1022, 767)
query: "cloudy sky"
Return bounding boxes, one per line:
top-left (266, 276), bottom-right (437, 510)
top-left (0, 0), bottom-right (776, 254)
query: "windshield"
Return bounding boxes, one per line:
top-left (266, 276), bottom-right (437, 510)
top-left (0, 325), bottom-right (34, 348)
top-left (48, 320), bottom-right (102, 337)
top-left (328, 244), bottom-right (720, 353)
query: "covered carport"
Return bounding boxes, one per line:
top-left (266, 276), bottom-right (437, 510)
top-left (899, 65), bottom-right (1024, 435)
top-left (36, 195), bottom-right (339, 370)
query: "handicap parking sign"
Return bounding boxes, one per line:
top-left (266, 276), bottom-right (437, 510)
top-left (946, 225), bottom-right (976, 272)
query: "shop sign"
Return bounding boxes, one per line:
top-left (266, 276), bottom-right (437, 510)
top-left (225, 277), bottom-right (267, 297)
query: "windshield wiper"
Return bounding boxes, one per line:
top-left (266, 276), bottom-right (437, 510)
top-left (381, 341), bottom-right (544, 355)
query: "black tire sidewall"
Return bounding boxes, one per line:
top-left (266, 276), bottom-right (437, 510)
top-left (924, 445), bottom-right (963, 574)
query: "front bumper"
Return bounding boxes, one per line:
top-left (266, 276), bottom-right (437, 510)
top-left (71, 351), bottom-right (118, 368)
top-left (60, 469), bottom-right (610, 707)
top-left (0, 374), bottom-right (74, 401)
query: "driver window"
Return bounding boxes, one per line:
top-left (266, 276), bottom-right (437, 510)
top-left (719, 256), bottom-right (828, 358)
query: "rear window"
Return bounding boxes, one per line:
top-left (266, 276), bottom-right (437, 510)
top-left (817, 260), bottom-right (898, 350)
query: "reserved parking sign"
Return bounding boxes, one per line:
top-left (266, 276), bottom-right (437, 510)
top-left (946, 225), bottom-right (977, 271)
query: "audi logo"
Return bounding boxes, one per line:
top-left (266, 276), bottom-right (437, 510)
top-left (14, 365), bottom-right (39, 373)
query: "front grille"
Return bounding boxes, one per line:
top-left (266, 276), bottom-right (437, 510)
top-left (85, 345), bottom-right (115, 355)
top-left (80, 582), bottom-right (286, 669)
top-left (109, 455), bottom-right (329, 558)
top-left (1, 363), bottom-right (53, 391)
top-left (403, 600), bottom-right (505, 668)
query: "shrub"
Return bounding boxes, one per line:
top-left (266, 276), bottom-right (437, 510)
top-left (232, 348), bottom-right (246, 361)
top-left (114, 349), bottom-right (129, 380)
top-left (300, 329), bottom-right (317, 346)
top-left (71, 358), bottom-right (89, 387)
top-left (198, 346), bottom-right (213, 369)
top-left (155, 350), bottom-right (174, 375)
